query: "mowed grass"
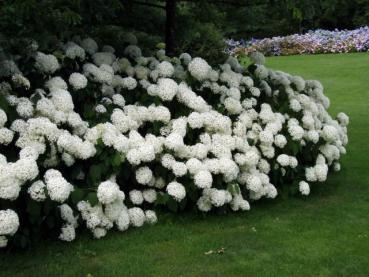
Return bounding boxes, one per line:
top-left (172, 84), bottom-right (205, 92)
top-left (1, 53), bottom-right (369, 277)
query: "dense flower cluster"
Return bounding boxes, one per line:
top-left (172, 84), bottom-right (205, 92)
top-left (227, 26), bottom-right (369, 56)
top-left (0, 34), bottom-right (349, 247)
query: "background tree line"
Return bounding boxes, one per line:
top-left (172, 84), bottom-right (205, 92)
top-left (0, 0), bottom-right (368, 61)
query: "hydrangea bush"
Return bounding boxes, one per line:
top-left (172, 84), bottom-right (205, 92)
top-left (0, 34), bottom-right (349, 248)
top-left (227, 26), bottom-right (369, 56)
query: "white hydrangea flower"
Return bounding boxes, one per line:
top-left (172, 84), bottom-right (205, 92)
top-left (97, 180), bottom-right (120, 205)
top-left (179, 53), bottom-right (192, 65)
top-left (188, 57), bottom-right (211, 81)
top-left (0, 128), bottom-right (14, 145)
top-left (95, 104), bottom-right (107, 114)
top-left (194, 170), bottom-right (213, 189)
top-left (44, 170), bottom-right (74, 203)
top-left (172, 162), bottom-right (188, 177)
top-left (129, 190), bottom-right (144, 205)
top-left (69, 73), bottom-right (88, 90)
top-left (58, 222), bottom-right (77, 241)
top-left (337, 112), bottom-right (349, 126)
top-left (65, 42), bottom-right (86, 60)
top-left (0, 109), bottom-right (7, 128)
top-left (166, 181), bottom-right (186, 201)
top-left (143, 189), bottom-right (157, 203)
top-left (81, 38), bottom-right (98, 55)
top-left (299, 181), bottom-right (310, 195)
top-left (145, 210), bottom-right (157, 224)
top-left (0, 209), bottom-right (19, 236)
top-left (197, 196), bottom-right (212, 212)
top-left (93, 52), bottom-right (116, 66)
top-left (157, 61), bottom-right (174, 77)
top-left (124, 45), bottom-right (142, 59)
top-left (28, 180), bottom-right (46, 202)
top-left (135, 166), bottom-right (153, 185)
top-left (35, 52), bottom-right (60, 74)
top-left (277, 154), bottom-right (290, 167)
top-left (45, 76), bottom-right (68, 91)
top-left (12, 74), bottom-right (31, 89)
top-left (128, 207), bottom-right (145, 227)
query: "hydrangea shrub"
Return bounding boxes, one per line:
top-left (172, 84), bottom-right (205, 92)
top-left (0, 35), bottom-right (349, 248)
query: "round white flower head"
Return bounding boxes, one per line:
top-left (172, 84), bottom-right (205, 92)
top-left (143, 189), bottom-right (157, 203)
top-left (172, 162), bottom-right (188, 177)
top-left (93, 227), bottom-right (107, 239)
top-left (197, 196), bottom-right (212, 212)
top-left (277, 154), bottom-right (290, 167)
top-left (274, 134), bottom-right (287, 148)
top-left (188, 57), bottom-right (211, 81)
top-left (45, 76), bottom-right (67, 91)
top-left (81, 38), bottom-right (98, 55)
top-left (129, 190), bottom-right (144, 205)
top-left (337, 112), bottom-right (349, 126)
top-left (44, 170), bottom-right (74, 203)
top-left (95, 104), bottom-right (107, 114)
top-left (321, 125), bottom-right (338, 143)
top-left (69, 73), bottom-right (88, 90)
top-left (156, 78), bottom-right (178, 101)
top-left (145, 210), bottom-right (158, 224)
top-left (93, 52), bottom-right (116, 66)
top-left (135, 166), bottom-right (153, 185)
top-left (194, 170), bottom-right (213, 189)
top-left (299, 181), bottom-right (310, 196)
top-left (166, 181), bottom-right (186, 202)
top-left (0, 209), bottom-right (19, 236)
top-left (124, 45), bottom-right (142, 59)
top-left (179, 53), bottom-right (192, 65)
top-left (0, 60), bottom-right (20, 77)
top-left (112, 95), bottom-right (125, 109)
top-left (65, 41), bottom-right (86, 60)
top-left (289, 99), bottom-right (301, 112)
top-left (122, 77), bottom-right (137, 90)
top-left (157, 61), bottom-right (174, 77)
top-left (28, 180), bottom-right (46, 202)
top-left (35, 52), bottom-right (60, 74)
top-left (97, 180), bottom-right (120, 204)
top-left (0, 109), bottom-right (7, 128)
top-left (59, 204), bottom-right (78, 227)
top-left (128, 207), bottom-right (145, 227)
top-left (116, 210), bottom-right (130, 231)
top-left (59, 224), bottom-right (76, 242)
top-left (0, 128), bottom-right (14, 145)
top-left (333, 162), bottom-right (341, 172)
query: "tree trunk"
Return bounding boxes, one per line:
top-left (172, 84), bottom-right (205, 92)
top-left (165, 0), bottom-right (176, 56)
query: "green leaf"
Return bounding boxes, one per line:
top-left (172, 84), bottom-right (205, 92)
top-left (155, 193), bottom-right (169, 205)
top-left (227, 183), bottom-right (241, 195)
top-left (26, 201), bottom-right (41, 216)
top-left (70, 188), bottom-right (84, 204)
top-left (46, 216), bottom-right (56, 229)
top-left (111, 153), bottom-right (122, 167)
top-left (86, 192), bottom-right (98, 206)
top-left (0, 94), bottom-right (9, 112)
top-left (89, 164), bottom-right (102, 185)
top-left (167, 197), bottom-right (178, 212)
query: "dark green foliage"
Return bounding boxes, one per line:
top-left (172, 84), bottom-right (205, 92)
top-left (1, 0), bottom-right (369, 62)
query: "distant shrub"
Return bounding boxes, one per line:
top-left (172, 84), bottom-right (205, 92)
top-left (227, 26), bottom-right (369, 56)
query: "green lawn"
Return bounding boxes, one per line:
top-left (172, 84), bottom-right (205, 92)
top-left (1, 53), bottom-right (369, 277)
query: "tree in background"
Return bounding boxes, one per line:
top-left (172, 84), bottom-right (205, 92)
top-left (0, 0), bottom-right (368, 61)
